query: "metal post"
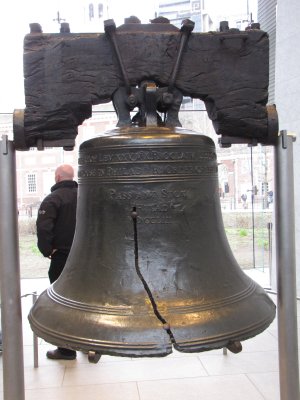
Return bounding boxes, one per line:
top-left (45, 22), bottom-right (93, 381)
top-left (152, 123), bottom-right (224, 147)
top-left (0, 136), bottom-right (25, 400)
top-left (275, 130), bottom-right (300, 400)
top-left (32, 292), bottom-right (39, 368)
top-left (267, 222), bottom-right (273, 287)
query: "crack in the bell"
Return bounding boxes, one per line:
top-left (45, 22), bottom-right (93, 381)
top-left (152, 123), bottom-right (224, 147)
top-left (131, 207), bottom-right (178, 349)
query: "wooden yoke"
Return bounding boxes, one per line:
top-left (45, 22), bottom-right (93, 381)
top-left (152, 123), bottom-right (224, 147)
top-left (13, 18), bottom-right (278, 150)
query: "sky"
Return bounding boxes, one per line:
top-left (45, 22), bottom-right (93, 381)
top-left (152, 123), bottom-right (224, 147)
top-left (0, 0), bottom-right (257, 113)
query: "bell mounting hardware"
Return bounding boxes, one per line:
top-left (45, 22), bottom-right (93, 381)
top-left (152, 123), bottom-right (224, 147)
top-left (14, 17), bottom-right (278, 150)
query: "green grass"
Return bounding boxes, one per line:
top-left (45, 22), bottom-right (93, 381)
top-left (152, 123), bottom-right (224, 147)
top-left (30, 244), bottom-right (40, 255)
top-left (19, 235), bottom-right (40, 256)
top-left (224, 228), bottom-right (269, 249)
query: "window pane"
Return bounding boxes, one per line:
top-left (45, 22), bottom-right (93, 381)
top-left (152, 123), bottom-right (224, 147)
top-left (27, 173), bottom-right (37, 193)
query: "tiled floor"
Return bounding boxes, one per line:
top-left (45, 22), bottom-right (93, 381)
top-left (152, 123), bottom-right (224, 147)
top-left (0, 268), bottom-right (298, 400)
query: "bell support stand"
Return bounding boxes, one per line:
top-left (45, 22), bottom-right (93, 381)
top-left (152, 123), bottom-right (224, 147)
top-left (275, 130), bottom-right (300, 400)
top-left (0, 135), bottom-right (25, 400)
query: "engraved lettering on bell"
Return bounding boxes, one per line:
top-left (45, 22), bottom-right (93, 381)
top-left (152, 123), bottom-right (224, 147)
top-left (109, 189), bottom-right (188, 201)
top-left (78, 164), bottom-right (217, 179)
top-left (79, 149), bottom-right (216, 164)
top-left (137, 216), bottom-right (173, 225)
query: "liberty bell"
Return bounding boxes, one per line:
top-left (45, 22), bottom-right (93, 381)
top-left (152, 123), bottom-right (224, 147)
top-left (29, 81), bottom-right (276, 362)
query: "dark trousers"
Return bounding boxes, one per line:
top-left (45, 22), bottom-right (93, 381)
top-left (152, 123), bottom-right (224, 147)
top-left (48, 250), bottom-right (69, 284)
top-left (48, 250), bottom-right (76, 357)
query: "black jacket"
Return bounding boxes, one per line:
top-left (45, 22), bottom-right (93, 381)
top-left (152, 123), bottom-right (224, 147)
top-left (36, 180), bottom-right (78, 257)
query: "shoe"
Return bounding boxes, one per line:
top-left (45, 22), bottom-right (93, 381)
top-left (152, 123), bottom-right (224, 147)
top-left (46, 348), bottom-right (76, 360)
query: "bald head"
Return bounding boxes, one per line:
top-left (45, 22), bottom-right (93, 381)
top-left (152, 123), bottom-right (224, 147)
top-left (55, 164), bottom-right (74, 183)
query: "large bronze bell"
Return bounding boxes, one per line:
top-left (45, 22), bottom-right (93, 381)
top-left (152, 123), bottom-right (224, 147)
top-left (29, 126), bottom-right (275, 359)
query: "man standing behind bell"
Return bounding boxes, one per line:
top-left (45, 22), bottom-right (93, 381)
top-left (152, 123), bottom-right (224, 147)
top-left (36, 164), bottom-right (78, 360)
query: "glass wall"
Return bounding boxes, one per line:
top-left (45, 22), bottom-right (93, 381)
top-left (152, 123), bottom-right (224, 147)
top-left (0, 108), bottom-right (274, 283)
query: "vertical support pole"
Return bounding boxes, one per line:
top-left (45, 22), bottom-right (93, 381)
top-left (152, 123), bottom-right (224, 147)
top-left (275, 130), bottom-right (300, 400)
top-left (249, 147), bottom-right (256, 268)
top-left (32, 292), bottom-right (39, 368)
top-left (0, 136), bottom-right (25, 400)
top-left (268, 222), bottom-right (273, 287)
